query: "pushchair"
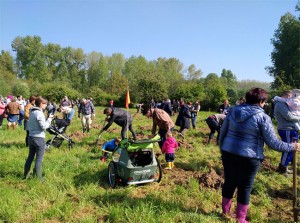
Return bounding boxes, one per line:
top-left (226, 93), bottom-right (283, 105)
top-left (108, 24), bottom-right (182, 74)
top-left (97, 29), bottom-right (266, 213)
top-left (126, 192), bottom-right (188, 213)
top-left (46, 118), bottom-right (74, 149)
top-left (107, 135), bottom-right (162, 188)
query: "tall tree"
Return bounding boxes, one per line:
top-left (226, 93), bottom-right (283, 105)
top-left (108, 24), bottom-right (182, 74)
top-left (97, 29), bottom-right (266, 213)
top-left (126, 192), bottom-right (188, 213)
top-left (11, 35), bottom-right (49, 82)
top-left (267, 10), bottom-right (300, 90)
top-left (186, 64), bottom-right (202, 81)
top-left (0, 50), bottom-right (16, 96)
top-left (203, 73), bottom-right (227, 109)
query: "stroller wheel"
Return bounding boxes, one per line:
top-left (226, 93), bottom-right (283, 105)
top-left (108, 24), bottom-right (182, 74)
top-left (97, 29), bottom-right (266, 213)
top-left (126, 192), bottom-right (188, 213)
top-left (45, 140), bottom-right (51, 150)
top-left (69, 141), bottom-right (75, 149)
top-left (154, 157), bottom-right (162, 183)
top-left (108, 161), bottom-right (118, 188)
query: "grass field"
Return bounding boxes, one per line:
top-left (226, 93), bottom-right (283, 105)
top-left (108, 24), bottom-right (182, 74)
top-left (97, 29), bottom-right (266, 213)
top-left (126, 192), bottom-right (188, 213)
top-left (0, 107), bottom-right (298, 223)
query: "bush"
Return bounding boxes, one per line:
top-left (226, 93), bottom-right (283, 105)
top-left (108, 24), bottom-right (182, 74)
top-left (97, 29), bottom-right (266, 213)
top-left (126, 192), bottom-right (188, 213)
top-left (12, 82), bottom-right (30, 98)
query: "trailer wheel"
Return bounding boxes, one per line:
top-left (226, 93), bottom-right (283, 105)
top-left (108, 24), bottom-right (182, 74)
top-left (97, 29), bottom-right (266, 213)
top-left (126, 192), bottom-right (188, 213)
top-left (108, 161), bottom-right (118, 188)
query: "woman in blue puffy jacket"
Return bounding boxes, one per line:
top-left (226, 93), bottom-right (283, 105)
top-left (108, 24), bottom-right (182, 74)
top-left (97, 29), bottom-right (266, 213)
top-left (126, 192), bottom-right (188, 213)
top-left (219, 88), bottom-right (299, 223)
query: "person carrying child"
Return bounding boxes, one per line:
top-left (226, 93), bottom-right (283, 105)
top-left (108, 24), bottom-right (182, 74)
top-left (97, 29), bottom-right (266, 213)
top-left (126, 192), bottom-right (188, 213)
top-left (161, 131), bottom-right (178, 170)
top-left (100, 138), bottom-right (121, 162)
top-left (273, 89), bottom-right (300, 130)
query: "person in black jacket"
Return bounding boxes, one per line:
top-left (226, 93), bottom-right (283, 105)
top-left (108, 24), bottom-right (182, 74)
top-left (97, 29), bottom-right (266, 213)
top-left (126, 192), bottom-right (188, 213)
top-left (175, 100), bottom-right (192, 138)
top-left (102, 107), bottom-right (137, 140)
top-left (159, 99), bottom-right (173, 116)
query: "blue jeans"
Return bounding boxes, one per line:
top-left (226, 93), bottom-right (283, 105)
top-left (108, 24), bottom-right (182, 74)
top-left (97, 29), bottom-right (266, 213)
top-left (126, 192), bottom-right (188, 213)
top-left (221, 150), bottom-right (262, 205)
top-left (165, 153), bottom-right (175, 162)
top-left (278, 129), bottom-right (298, 167)
top-left (24, 137), bottom-right (46, 179)
top-left (191, 114), bottom-right (197, 128)
top-left (18, 110), bottom-right (24, 126)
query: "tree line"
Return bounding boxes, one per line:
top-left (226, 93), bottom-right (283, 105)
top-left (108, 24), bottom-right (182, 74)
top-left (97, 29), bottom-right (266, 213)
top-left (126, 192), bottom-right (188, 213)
top-left (0, 8), bottom-right (298, 110)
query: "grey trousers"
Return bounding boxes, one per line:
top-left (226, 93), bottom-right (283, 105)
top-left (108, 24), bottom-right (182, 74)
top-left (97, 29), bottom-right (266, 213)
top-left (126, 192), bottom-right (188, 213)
top-left (24, 136), bottom-right (46, 179)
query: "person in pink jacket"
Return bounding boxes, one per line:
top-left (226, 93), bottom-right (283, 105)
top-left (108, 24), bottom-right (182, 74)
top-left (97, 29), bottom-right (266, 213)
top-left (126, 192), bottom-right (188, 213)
top-left (0, 97), bottom-right (6, 128)
top-left (162, 131), bottom-right (178, 170)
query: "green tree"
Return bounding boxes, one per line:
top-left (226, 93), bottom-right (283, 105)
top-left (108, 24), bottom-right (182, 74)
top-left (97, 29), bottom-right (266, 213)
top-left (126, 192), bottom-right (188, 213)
top-left (0, 51), bottom-right (16, 96)
top-left (186, 64), bottom-right (202, 81)
top-left (203, 73), bottom-right (227, 110)
top-left (12, 82), bottom-right (30, 98)
top-left (155, 57), bottom-right (184, 98)
top-left (12, 35), bottom-right (50, 82)
top-left (267, 10), bottom-right (300, 90)
top-left (123, 55), bottom-right (149, 103)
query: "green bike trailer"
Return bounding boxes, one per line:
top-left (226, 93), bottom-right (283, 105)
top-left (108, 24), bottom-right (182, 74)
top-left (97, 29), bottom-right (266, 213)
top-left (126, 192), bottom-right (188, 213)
top-left (108, 135), bottom-right (162, 188)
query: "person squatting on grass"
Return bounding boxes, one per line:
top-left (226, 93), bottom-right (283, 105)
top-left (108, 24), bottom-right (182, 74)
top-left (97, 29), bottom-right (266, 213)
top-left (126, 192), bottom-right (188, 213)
top-left (219, 88), bottom-right (300, 223)
top-left (23, 97), bottom-right (53, 181)
top-left (142, 106), bottom-right (175, 149)
top-left (78, 98), bottom-right (95, 133)
top-left (100, 138), bottom-right (121, 162)
top-left (205, 113), bottom-right (226, 144)
top-left (161, 131), bottom-right (178, 170)
top-left (102, 107), bottom-right (137, 140)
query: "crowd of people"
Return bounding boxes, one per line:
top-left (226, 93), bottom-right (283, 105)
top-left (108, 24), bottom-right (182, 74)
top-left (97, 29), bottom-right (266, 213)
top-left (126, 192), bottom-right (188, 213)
top-left (1, 88), bottom-right (300, 222)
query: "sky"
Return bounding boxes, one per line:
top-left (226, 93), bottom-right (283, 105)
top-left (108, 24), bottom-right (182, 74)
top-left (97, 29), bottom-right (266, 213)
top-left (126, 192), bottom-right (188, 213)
top-left (0, 0), bottom-right (298, 82)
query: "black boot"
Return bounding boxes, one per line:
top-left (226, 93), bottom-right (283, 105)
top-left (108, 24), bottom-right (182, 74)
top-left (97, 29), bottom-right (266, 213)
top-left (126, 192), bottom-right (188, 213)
top-left (276, 163), bottom-right (293, 174)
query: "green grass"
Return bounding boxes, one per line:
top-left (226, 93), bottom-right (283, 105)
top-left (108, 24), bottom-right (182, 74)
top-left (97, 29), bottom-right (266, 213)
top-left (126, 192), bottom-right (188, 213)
top-left (0, 107), bottom-right (297, 222)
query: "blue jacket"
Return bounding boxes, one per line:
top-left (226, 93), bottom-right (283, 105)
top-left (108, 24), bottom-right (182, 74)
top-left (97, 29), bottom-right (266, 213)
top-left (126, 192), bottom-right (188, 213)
top-left (219, 104), bottom-right (294, 159)
top-left (102, 139), bottom-right (118, 152)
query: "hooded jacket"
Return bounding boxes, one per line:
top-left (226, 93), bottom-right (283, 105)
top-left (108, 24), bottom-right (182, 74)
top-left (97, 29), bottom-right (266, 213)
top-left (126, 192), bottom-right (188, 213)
top-left (162, 136), bottom-right (178, 154)
top-left (28, 107), bottom-right (52, 138)
top-left (219, 104), bottom-right (294, 160)
top-left (274, 100), bottom-right (300, 130)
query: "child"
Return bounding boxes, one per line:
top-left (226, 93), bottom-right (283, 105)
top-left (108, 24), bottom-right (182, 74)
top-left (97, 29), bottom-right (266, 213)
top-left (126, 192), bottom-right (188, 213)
top-left (161, 131), bottom-right (178, 169)
top-left (274, 89), bottom-right (300, 130)
top-left (100, 138), bottom-right (121, 162)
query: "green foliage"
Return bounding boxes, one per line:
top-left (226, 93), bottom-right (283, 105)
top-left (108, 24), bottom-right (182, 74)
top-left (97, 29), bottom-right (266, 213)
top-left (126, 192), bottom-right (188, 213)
top-left (203, 73), bottom-right (227, 110)
top-left (4, 32), bottom-right (293, 107)
top-left (12, 82), bottom-right (30, 98)
top-left (88, 87), bottom-right (115, 106)
top-left (267, 11), bottom-right (300, 89)
top-left (39, 82), bottom-right (81, 102)
top-left (138, 71), bottom-right (168, 102)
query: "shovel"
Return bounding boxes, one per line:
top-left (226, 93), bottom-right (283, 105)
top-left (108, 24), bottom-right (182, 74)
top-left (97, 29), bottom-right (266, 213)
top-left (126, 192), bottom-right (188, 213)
top-left (95, 120), bottom-right (107, 146)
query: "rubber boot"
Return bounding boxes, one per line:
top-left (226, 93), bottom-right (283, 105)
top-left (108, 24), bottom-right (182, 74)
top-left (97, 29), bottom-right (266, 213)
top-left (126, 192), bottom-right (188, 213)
top-left (165, 162), bottom-right (172, 170)
top-left (171, 162), bottom-right (174, 169)
top-left (222, 197), bottom-right (232, 215)
top-left (236, 203), bottom-right (249, 223)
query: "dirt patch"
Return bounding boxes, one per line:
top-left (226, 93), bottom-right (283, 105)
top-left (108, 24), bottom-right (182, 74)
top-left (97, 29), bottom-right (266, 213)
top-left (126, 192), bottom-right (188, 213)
top-left (69, 131), bottom-right (86, 140)
top-left (196, 167), bottom-right (224, 189)
top-left (161, 166), bottom-right (223, 190)
top-left (107, 127), bottom-right (119, 134)
top-left (137, 125), bottom-right (152, 131)
top-left (177, 140), bottom-right (194, 150)
top-left (261, 156), bottom-right (277, 171)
